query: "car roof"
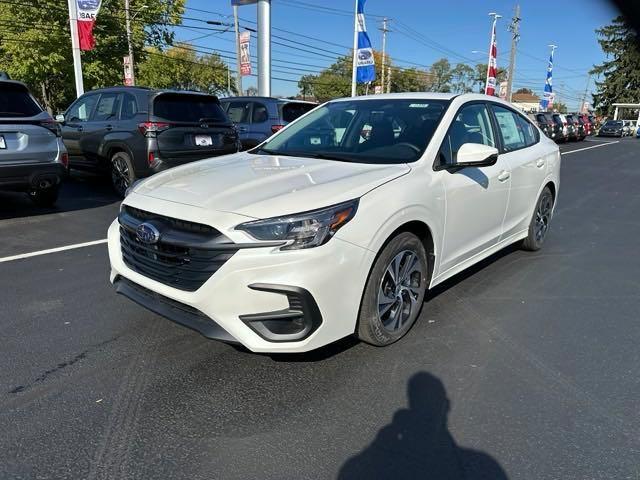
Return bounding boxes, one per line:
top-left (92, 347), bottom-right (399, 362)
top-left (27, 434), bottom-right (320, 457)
top-left (219, 96), bottom-right (316, 104)
top-left (330, 92), bottom-right (459, 103)
top-left (85, 86), bottom-right (218, 97)
top-left (0, 79), bottom-right (31, 90)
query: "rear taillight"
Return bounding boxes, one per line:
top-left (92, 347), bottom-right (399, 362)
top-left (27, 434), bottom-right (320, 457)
top-left (148, 151), bottom-right (156, 166)
top-left (271, 124), bottom-right (285, 134)
top-left (138, 122), bottom-right (171, 137)
top-left (40, 120), bottom-right (62, 137)
top-left (60, 152), bottom-right (69, 168)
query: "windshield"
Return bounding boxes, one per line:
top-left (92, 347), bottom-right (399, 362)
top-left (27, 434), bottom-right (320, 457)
top-left (251, 98), bottom-right (449, 164)
top-left (605, 120), bottom-right (623, 127)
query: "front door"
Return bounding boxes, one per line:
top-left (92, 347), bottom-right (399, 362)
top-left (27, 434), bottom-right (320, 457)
top-left (436, 102), bottom-right (511, 275)
top-left (62, 93), bottom-right (100, 166)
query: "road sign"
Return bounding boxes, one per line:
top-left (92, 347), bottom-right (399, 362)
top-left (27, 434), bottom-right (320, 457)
top-left (123, 56), bottom-right (133, 86)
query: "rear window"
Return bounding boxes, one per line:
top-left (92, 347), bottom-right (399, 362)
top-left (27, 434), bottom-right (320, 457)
top-left (281, 102), bottom-right (316, 123)
top-left (153, 94), bottom-right (228, 123)
top-left (536, 114), bottom-right (547, 123)
top-left (0, 83), bottom-right (42, 117)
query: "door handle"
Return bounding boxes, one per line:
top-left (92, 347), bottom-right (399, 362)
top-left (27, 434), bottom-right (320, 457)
top-left (497, 170), bottom-right (511, 182)
top-left (106, 125), bottom-right (113, 131)
top-left (237, 126), bottom-right (248, 132)
top-left (77, 125), bottom-right (83, 132)
top-left (536, 158), bottom-right (545, 168)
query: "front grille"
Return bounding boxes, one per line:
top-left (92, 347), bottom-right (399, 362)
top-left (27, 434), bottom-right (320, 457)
top-left (119, 207), bottom-right (238, 292)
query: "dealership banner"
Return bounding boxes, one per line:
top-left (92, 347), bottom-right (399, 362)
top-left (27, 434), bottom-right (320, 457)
top-left (239, 31), bottom-right (252, 76)
top-left (77, 0), bottom-right (102, 51)
top-left (485, 17), bottom-right (498, 96)
top-left (540, 49), bottom-right (555, 111)
top-left (355, 0), bottom-right (375, 83)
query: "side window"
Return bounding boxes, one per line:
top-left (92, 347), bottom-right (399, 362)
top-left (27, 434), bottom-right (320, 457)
top-left (93, 93), bottom-right (120, 121)
top-left (226, 101), bottom-right (250, 123)
top-left (438, 103), bottom-right (495, 166)
top-left (516, 114), bottom-right (538, 146)
top-left (492, 105), bottom-right (527, 152)
top-left (120, 93), bottom-right (138, 120)
top-left (251, 102), bottom-right (269, 123)
top-left (67, 94), bottom-right (99, 122)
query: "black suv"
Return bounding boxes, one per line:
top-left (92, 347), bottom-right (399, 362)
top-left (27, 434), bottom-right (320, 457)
top-left (58, 87), bottom-right (240, 196)
top-left (0, 80), bottom-right (68, 206)
top-left (528, 113), bottom-right (553, 139)
top-left (565, 114), bottom-right (585, 141)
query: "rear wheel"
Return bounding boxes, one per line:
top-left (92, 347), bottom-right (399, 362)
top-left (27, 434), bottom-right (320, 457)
top-left (30, 186), bottom-right (59, 207)
top-left (521, 186), bottom-right (554, 251)
top-left (357, 232), bottom-right (428, 346)
top-left (110, 151), bottom-right (135, 198)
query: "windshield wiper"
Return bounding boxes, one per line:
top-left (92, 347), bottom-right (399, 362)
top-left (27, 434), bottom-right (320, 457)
top-left (250, 148), bottom-right (355, 162)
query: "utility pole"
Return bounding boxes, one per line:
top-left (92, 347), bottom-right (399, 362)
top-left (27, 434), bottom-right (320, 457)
top-left (387, 65), bottom-right (392, 94)
top-left (233, 6), bottom-right (243, 96)
top-left (124, 0), bottom-right (136, 86)
top-left (257, 0), bottom-right (271, 97)
top-left (66, 0), bottom-right (84, 97)
top-left (506, 4), bottom-right (520, 102)
top-left (379, 18), bottom-right (389, 94)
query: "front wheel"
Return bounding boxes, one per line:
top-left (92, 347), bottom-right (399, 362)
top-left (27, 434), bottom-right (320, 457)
top-left (521, 186), bottom-right (554, 251)
top-left (110, 151), bottom-right (136, 198)
top-left (357, 232), bottom-right (428, 346)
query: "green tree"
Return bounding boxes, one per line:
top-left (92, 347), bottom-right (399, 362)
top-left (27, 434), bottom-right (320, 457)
top-left (138, 45), bottom-right (234, 95)
top-left (426, 58), bottom-right (452, 92)
top-left (474, 63), bottom-right (507, 93)
top-left (515, 88), bottom-right (534, 95)
top-left (0, 0), bottom-right (185, 113)
top-left (390, 67), bottom-right (430, 93)
top-left (451, 63), bottom-right (475, 93)
top-left (590, 16), bottom-right (640, 115)
top-left (552, 102), bottom-right (568, 113)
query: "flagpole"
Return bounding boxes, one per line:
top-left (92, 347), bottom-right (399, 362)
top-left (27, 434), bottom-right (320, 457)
top-left (67, 0), bottom-right (84, 97)
top-left (485, 12), bottom-right (500, 95)
top-left (351, 0), bottom-right (358, 97)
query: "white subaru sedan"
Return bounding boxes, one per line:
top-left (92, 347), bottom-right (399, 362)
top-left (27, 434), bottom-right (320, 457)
top-left (108, 93), bottom-right (560, 353)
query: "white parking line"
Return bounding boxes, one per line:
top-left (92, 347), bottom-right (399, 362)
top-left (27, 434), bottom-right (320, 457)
top-left (0, 239), bottom-right (107, 264)
top-left (561, 141), bottom-right (619, 156)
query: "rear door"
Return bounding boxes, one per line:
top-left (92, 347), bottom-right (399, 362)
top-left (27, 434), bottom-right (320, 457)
top-left (151, 93), bottom-right (238, 165)
top-left (244, 101), bottom-right (272, 148)
top-left (0, 82), bottom-right (59, 165)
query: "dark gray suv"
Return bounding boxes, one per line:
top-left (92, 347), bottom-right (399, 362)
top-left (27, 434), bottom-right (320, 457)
top-left (219, 96), bottom-right (317, 150)
top-left (58, 87), bottom-right (240, 196)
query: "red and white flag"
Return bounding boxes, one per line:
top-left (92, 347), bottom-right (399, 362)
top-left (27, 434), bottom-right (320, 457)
top-left (77, 0), bottom-right (102, 51)
top-left (485, 18), bottom-right (498, 96)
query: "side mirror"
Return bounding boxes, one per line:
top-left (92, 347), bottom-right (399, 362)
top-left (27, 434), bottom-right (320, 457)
top-left (55, 113), bottom-right (65, 124)
top-left (455, 143), bottom-right (499, 167)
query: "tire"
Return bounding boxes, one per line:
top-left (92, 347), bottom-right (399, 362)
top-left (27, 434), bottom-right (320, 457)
top-left (521, 186), bottom-right (554, 251)
top-left (110, 151), bottom-right (136, 198)
top-left (357, 232), bottom-right (428, 346)
top-left (30, 186), bottom-right (59, 207)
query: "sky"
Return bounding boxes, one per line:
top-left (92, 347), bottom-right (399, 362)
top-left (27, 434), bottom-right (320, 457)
top-left (177, 0), bottom-right (619, 110)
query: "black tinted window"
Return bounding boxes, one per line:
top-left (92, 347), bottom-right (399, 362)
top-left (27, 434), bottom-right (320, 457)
top-left (224, 101), bottom-right (251, 123)
top-left (536, 114), bottom-right (547, 124)
top-left (153, 94), bottom-right (227, 123)
top-left (0, 83), bottom-right (42, 117)
top-left (251, 102), bottom-right (269, 123)
top-left (120, 93), bottom-right (138, 120)
top-left (93, 93), bottom-right (120, 121)
top-left (281, 102), bottom-right (316, 123)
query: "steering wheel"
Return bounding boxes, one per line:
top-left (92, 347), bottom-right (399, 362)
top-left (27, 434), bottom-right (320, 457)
top-left (395, 142), bottom-right (421, 154)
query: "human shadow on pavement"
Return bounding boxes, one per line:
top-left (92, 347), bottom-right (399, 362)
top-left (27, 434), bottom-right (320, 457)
top-left (338, 372), bottom-right (508, 480)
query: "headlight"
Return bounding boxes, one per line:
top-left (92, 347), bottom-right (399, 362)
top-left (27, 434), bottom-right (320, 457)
top-left (236, 199), bottom-right (359, 250)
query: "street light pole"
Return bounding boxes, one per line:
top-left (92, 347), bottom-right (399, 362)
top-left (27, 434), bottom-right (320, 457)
top-left (233, 6), bottom-right (243, 95)
top-left (66, 0), bottom-right (84, 97)
top-left (257, 0), bottom-right (271, 97)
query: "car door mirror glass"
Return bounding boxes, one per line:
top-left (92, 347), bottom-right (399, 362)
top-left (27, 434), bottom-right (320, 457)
top-left (455, 143), bottom-right (499, 167)
top-left (55, 113), bottom-right (65, 123)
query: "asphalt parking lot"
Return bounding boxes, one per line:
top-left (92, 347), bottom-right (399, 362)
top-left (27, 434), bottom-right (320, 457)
top-left (2, 137), bottom-right (639, 479)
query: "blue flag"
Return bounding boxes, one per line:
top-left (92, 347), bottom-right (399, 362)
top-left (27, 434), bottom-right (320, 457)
top-left (355, 0), bottom-right (376, 83)
top-left (540, 50), bottom-right (555, 111)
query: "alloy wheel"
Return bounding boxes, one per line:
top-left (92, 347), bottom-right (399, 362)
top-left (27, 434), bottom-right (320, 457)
top-left (111, 155), bottom-right (130, 196)
top-left (535, 193), bottom-right (553, 242)
top-left (377, 250), bottom-right (423, 333)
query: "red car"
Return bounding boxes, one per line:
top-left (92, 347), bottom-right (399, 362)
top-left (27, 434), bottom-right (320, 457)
top-left (575, 113), bottom-right (593, 136)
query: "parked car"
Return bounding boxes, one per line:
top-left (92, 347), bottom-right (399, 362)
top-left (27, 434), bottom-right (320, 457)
top-left (0, 79), bottom-right (68, 206)
top-left (219, 96), bottom-right (317, 150)
top-left (624, 120), bottom-right (637, 137)
top-left (57, 87), bottom-right (240, 197)
top-left (528, 113), bottom-right (553, 139)
top-left (588, 115), bottom-right (598, 131)
top-left (109, 93), bottom-right (560, 353)
top-left (574, 113), bottom-right (592, 136)
top-left (550, 113), bottom-right (569, 142)
top-left (565, 114), bottom-right (585, 141)
top-left (598, 120), bottom-right (625, 137)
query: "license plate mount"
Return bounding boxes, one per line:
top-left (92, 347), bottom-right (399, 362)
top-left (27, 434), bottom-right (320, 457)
top-left (195, 135), bottom-right (213, 147)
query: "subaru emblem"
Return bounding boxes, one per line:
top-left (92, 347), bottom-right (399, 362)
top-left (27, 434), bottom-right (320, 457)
top-left (136, 222), bottom-right (160, 245)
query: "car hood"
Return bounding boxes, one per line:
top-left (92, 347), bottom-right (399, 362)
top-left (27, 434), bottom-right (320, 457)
top-left (135, 152), bottom-right (410, 219)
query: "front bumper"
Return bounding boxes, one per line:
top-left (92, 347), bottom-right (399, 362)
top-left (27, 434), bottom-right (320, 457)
top-left (108, 217), bottom-right (375, 353)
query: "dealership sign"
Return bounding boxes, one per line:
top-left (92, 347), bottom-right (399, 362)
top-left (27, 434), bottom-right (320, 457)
top-left (239, 31), bottom-right (252, 76)
top-left (76, 0), bottom-right (102, 51)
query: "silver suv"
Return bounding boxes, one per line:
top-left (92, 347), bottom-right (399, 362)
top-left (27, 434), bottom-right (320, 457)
top-left (220, 96), bottom-right (317, 150)
top-left (0, 80), bottom-right (68, 206)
